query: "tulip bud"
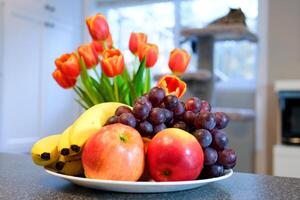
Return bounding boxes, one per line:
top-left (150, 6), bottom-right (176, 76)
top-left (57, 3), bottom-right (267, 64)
top-left (138, 43), bottom-right (159, 68)
top-left (157, 75), bottom-right (186, 98)
top-left (55, 53), bottom-right (80, 78)
top-left (86, 13), bottom-right (110, 41)
top-left (101, 49), bottom-right (125, 77)
top-left (78, 43), bottom-right (99, 69)
top-left (129, 32), bottom-right (147, 55)
top-left (91, 34), bottom-right (113, 55)
top-left (168, 48), bottom-right (191, 75)
top-left (52, 69), bottom-right (76, 89)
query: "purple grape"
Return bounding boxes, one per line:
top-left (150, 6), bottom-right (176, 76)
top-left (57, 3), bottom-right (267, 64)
top-left (173, 121), bottom-right (187, 130)
top-left (134, 96), bottom-right (152, 110)
top-left (203, 147), bottom-right (218, 165)
top-left (200, 100), bottom-right (211, 113)
top-left (193, 129), bottom-right (212, 148)
top-left (163, 109), bottom-right (173, 124)
top-left (148, 108), bottom-right (166, 125)
top-left (143, 93), bottom-right (149, 99)
top-left (183, 110), bottom-right (196, 125)
top-left (194, 112), bottom-right (216, 130)
top-left (137, 121), bottom-right (153, 137)
top-left (173, 101), bottom-right (185, 117)
top-left (133, 103), bottom-right (150, 120)
top-left (217, 149), bottom-right (237, 169)
top-left (115, 106), bottom-right (132, 116)
top-left (159, 103), bottom-right (166, 109)
top-left (215, 112), bottom-right (229, 129)
top-left (185, 97), bottom-right (201, 113)
top-left (148, 87), bottom-right (165, 106)
top-left (105, 116), bottom-right (119, 125)
top-left (163, 95), bottom-right (179, 110)
top-left (202, 164), bottom-right (224, 178)
top-left (153, 123), bottom-right (167, 134)
top-left (118, 113), bottom-right (136, 128)
top-left (224, 162), bottom-right (236, 169)
top-left (211, 130), bottom-right (228, 151)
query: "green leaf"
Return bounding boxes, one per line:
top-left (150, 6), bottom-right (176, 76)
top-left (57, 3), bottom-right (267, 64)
top-left (100, 72), bottom-right (115, 102)
top-left (144, 67), bottom-right (151, 94)
top-left (121, 69), bottom-right (136, 104)
top-left (73, 86), bottom-right (93, 108)
top-left (75, 99), bottom-right (89, 110)
top-left (76, 52), bottom-right (99, 105)
top-left (133, 57), bottom-right (146, 97)
top-left (90, 77), bottom-right (105, 102)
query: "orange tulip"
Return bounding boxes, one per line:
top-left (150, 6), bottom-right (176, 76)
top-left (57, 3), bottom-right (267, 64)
top-left (129, 32), bottom-right (147, 55)
top-left (86, 13), bottom-right (110, 41)
top-left (55, 53), bottom-right (80, 78)
top-left (78, 43), bottom-right (99, 69)
top-left (101, 49), bottom-right (125, 77)
top-left (91, 34), bottom-right (113, 55)
top-left (157, 75), bottom-right (186, 98)
top-left (168, 48), bottom-right (191, 75)
top-left (52, 69), bottom-right (76, 89)
top-left (138, 43), bottom-right (159, 68)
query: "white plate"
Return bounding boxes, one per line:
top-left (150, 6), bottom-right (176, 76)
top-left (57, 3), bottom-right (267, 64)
top-left (45, 169), bottom-right (233, 193)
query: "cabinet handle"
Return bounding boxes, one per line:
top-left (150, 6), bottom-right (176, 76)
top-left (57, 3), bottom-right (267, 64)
top-left (44, 21), bottom-right (55, 28)
top-left (44, 4), bottom-right (56, 12)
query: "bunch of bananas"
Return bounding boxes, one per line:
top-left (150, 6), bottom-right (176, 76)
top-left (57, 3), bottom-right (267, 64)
top-left (31, 102), bottom-right (125, 176)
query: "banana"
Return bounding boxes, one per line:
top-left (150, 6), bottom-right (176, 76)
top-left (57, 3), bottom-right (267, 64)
top-left (69, 102), bottom-right (126, 153)
top-left (31, 134), bottom-right (61, 166)
top-left (57, 126), bottom-right (73, 156)
top-left (47, 154), bottom-right (83, 176)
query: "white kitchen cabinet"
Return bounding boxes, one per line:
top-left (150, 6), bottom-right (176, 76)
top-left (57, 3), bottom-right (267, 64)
top-left (40, 21), bottom-right (79, 136)
top-left (273, 144), bottom-right (300, 178)
top-left (0, 0), bottom-right (82, 152)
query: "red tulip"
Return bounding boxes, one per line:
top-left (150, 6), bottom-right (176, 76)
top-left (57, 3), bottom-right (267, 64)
top-left (129, 32), bottom-right (147, 55)
top-left (138, 43), bottom-right (159, 68)
top-left (168, 48), bottom-right (191, 74)
top-left (52, 69), bottom-right (76, 89)
top-left (101, 49), bottom-right (125, 77)
top-left (157, 75), bottom-right (186, 98)
top-left (55, 53), bottom-right (80, 78)
top-left (86, 13), bottom-right (110, 41)
top-left (91, 34), bottom-right (113, 55)
top-left (78, 43), bottom-right (98, 69)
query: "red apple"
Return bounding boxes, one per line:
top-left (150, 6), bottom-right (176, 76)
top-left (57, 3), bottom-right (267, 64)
top-left (147, 128), bottom-right (204, 181)
top-left (82, 123), bottom-right (144, 181)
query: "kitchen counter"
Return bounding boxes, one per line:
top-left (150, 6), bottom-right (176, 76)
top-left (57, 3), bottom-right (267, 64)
top-left (1, 153), bottom-right (300, 200)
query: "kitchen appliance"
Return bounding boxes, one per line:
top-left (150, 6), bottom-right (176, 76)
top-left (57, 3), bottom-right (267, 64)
top-left (275, 80), bottom-right (300, 145)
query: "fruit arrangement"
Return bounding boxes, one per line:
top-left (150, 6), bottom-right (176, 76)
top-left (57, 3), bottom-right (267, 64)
top-left (31, 13), bottom-right (236, 182)
top-left (104, 87), bottom-right (237, 179)
top-left (32, 91), bottom-right (236, 181)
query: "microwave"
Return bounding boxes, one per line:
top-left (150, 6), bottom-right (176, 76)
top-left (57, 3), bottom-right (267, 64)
top-left (276, 81), bottom-right (300, 145)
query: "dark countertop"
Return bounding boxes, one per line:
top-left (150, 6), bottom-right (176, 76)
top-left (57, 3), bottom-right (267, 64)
top-left (0, 153), bottom-right (300, 200)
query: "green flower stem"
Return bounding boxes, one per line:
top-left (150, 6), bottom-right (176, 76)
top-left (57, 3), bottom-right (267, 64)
top-left (75, 52), bottom-right (99, 105)
top-left (93, 67), bottom-right (101, 80)
top-left (113, 77), bottom-right (119, 102)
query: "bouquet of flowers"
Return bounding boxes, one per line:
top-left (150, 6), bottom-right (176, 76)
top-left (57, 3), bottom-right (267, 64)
top-left (52, 13), bottom-right (191, 109)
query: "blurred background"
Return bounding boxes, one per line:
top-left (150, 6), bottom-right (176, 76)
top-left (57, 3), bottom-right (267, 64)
top-left (0, 0), bottom-right (300, 178)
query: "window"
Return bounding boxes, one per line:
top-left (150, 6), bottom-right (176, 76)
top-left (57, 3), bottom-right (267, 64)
top-left (99, 0), bottom-right (258, 83)
top-left (106, 2), bottom-right (175, 75)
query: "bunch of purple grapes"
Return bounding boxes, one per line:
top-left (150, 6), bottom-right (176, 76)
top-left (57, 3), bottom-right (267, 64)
top-left (105, 86), bottom-right (236, 178)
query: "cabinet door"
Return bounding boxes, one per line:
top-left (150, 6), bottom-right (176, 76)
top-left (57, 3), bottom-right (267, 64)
top-left (44, 0), bottom-right (82, 25)
top-left (40, 20), bottom-right (80, 137)
top-left (1, 5), bottom-right (42, 152)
